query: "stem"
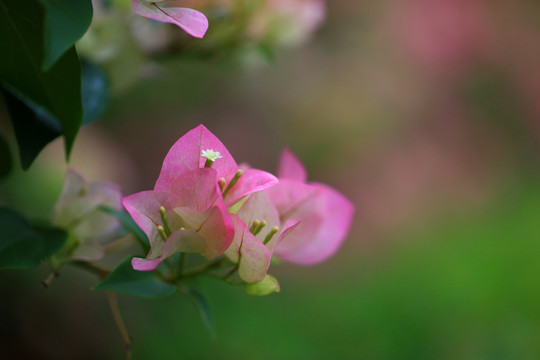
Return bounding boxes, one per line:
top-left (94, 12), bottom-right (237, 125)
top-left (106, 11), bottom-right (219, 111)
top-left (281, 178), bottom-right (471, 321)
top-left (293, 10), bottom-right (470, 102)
top-left (41, 271), bottom-right (59, 288)
top-left (205, 272), bottom-right (245, 285)
top-left (224, 265), bottom-right (239, 279)
top-left (180, 257), bottom-right (226, 278)
top-left (106, 291), bottom-right (132, 360)
top-left (71, 261), bottom-right (110, 279)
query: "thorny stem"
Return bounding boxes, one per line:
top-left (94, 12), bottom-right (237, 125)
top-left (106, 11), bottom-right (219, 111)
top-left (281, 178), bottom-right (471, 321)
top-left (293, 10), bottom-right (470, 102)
top-left (106, 291), bottom-right (132, 360)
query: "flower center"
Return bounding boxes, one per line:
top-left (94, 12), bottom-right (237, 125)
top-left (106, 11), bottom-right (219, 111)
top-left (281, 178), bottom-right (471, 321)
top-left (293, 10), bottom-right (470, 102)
top-left (201, 149), bottom-right (223, 167)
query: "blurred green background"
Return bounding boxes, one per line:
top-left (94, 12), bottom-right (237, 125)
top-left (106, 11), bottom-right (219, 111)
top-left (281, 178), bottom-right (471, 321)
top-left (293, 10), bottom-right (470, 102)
top-left (2, 0), bottom-right (540, 359)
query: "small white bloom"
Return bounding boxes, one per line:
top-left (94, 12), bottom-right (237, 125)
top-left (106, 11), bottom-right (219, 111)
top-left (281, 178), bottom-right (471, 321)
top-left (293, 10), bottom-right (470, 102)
top-left (201, 149), bottom-right (223, 162)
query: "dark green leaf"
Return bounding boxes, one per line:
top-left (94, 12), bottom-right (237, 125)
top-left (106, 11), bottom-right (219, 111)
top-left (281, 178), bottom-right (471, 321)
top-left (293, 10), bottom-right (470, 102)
top-left (81, 61), bottom-right (109, 124)
top-left (0, 207), bottom-right (67, 270)
top-left (0, 0), bottom-right (83, 158)
top-left (34, 226), bottom-right (68, 258)
top-left (99, 206), bottom-right (151, 254)
top-left (40, 0), bottom-right (93, 70)
top-left (0, 134), bottom-right (12, 179)
top-left (2, 88), bottom-right (61, 170)
top-left (93, 257), bottom-right (176, 298)
top-left (178, 286), bottom-right (215, 336)
top-left (2, 61), bottom-right (108, 168)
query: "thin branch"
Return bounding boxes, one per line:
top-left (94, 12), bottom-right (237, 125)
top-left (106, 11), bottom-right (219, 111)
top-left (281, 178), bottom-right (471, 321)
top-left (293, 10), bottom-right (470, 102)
top-left (180, 257), bottom-right (227, 278)
top-left (223, 265), bottom-right (239, 279)
top-left (41, 271), bottom-right (59, 288)
top-left (71, 261), bottom-right (110, 279)
top-left (106, 291), bottom-right (132, 360)
top-left (205, 271), bottom-right (245, 285)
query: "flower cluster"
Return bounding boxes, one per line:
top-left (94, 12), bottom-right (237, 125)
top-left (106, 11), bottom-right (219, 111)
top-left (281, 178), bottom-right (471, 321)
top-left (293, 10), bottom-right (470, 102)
top-left (123, 125), bottom-right (354, 290)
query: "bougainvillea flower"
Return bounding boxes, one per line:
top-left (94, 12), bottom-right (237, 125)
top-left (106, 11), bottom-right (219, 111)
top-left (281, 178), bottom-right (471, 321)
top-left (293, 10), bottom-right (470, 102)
top-left (224, 191), bottom-right (299, 283)
top-left (123, 167), bottom-right (234, 271)
top-left (52, 168), bottom-right (122, 261)
top-left (268, 150), bottom-right (354, 265)
top-left (131, 0), bottom-right (209, 38)
top-left (155, 124), bottom-right (278, 207)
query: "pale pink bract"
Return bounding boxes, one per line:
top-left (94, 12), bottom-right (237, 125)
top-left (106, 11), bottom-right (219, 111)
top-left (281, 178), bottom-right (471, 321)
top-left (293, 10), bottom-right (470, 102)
top-left (52, 168), bottom-right (123, 261)
top-left (131, 0), bottom-right (209, 38)
top-left (156, 125), bottom-right (278, 207)
top-left (268, 150), bottom-right (355, 265)
top-left (224, 191), bottom-right (299, 283)
top-left (123, 167), bottom-right (234, 271)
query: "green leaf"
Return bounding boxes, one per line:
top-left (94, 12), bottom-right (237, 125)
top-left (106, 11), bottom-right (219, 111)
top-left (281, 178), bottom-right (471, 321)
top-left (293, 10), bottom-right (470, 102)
top-left (2, 88), bottom-right (61, 169)
top-left (99, 206), bottom-right (151, 254)
top-left (40, 0), bottom-right (93, 71)
top-left (81, 61), bottom-right (109, 125)
top-left (0, 134), bottom-right (12, 179)
top-left (0, 207), bottom-right (67, 270)
top-left (178, 286), bottom-right (215, 336)
top-left (245, 274), bottom-right (280, 296)
top-left (2, 61), bottom-right (108, 169)
top-left (0, 0), bottom-right (83, 158)
top-left (93, 257), bottom-right (176, 298)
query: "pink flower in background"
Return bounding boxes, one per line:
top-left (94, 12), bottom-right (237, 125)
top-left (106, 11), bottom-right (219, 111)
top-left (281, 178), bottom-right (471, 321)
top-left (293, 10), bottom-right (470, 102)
top-left (386, 0), bottom-right (491, 74)
top-left (268, 150), bottom-right (354, 265)
top-left (52, 168), bottom-right (122, 261)
top-left (123, 125), bottom-right (278, 271)
top-left (224, 191), bottom-right (299, 283)
top-left (131, 0), bottom-right (209, 38)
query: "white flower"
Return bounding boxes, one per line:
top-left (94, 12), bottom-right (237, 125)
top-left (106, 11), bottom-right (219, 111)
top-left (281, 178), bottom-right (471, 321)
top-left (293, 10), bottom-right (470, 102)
top-left (201, 149), bottom-right (223, 162)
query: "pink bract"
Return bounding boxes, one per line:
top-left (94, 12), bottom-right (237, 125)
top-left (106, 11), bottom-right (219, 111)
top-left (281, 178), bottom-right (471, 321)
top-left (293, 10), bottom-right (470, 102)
top-left (268, 150), bottom-right (354, 265)
top-left (131, 0), bottom-right (209, 38)
top-left (156, 124), bottom-right (278, 207)
top-left (123, 167), bottom-right (234, 271)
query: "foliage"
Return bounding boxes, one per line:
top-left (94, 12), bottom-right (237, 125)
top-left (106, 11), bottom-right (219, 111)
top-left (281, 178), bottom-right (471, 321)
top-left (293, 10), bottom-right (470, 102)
top-left (0, 207), bottom-right (67, 270)
top-left (0, 0), bottom-right (84, 164)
